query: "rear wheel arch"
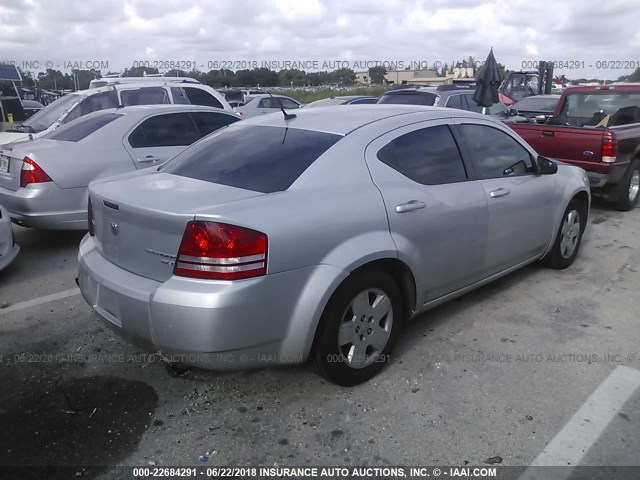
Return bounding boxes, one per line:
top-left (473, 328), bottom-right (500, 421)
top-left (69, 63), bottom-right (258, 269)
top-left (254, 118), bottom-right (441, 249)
top-left (309, 258), bottom-right (416, 355)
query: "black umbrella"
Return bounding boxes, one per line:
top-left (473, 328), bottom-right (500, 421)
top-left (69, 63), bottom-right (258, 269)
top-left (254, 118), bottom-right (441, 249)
top-left (473, 49), bottom-right (502, 108)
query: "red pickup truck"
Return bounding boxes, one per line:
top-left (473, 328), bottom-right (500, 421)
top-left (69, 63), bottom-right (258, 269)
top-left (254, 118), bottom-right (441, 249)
top-left (509, 84), bottom-right (640, 211)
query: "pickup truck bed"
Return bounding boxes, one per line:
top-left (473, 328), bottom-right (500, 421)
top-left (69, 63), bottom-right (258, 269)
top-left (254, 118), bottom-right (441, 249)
top-left (509, 84), bottom-right (640, 211)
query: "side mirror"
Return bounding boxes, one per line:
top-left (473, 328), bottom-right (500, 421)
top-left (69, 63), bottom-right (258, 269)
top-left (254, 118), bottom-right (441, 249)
top-left (538, 156), bottom-right (558, 175)
top-left (508, 108), bottom-right (518, 117)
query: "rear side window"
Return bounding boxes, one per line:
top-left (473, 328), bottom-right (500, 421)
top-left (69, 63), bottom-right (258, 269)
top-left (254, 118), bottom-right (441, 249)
top-left (120, 87), bottom-right (170, 106)
top-left (183, 87), bottom-right (224, 108)
top-left (378, 92), bottom-right (437, 106)
top-left (190, 112), bottom-right (240, 136)
top-left (377, 125), bottom-right (467, 185)
top-left (162, 125), bottom-right (341, 193)
top-left (45, 113), bottom-right (122, 142)
top-left (128, 113), bottom-right (200, 148)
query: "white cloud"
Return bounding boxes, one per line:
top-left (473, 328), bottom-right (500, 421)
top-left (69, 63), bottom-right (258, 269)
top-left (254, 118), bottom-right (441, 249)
top-left (0, 0), bottom-right (637, 78)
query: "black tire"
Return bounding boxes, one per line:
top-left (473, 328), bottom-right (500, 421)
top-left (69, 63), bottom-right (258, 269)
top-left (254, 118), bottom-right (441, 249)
top-left (547, 199), bottom-right (586, 270)
top-left (314, 268), bottom-right (403, 386)
top-left (615, 159), bottom-right (640, 212)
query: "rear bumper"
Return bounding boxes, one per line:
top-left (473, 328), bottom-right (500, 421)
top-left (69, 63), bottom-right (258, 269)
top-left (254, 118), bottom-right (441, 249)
top-left (0, 183), bottom-right (87, 230)
top-left (78, 234), bottom-right (346, 370)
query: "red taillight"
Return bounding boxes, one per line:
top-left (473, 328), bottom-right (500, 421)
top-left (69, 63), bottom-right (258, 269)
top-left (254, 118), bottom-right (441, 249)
top-left (87, 197), bottom-right (94, 236)
top-left (602, 131), bottom-right (617, 163)
top-left (174, 221), bottom-right (268, 280)
top-left (20, 157), bottom-right (52, 187)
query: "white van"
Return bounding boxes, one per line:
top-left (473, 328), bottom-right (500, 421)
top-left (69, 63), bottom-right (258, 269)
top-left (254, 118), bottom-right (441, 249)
top-left (0, 81), bottom-right (232, 146)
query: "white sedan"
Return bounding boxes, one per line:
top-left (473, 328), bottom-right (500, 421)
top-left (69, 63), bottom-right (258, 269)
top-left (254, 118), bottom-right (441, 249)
top-left (0, 104), bottom-right (241, 230)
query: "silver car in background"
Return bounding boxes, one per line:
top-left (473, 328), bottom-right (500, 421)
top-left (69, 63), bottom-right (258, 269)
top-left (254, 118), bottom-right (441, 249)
top-left (0, 205), bottom-right (19, 271)
top-left (0, 105), bottom-right (241, 229)
top-left (78, 106), bottom-right (590, 386)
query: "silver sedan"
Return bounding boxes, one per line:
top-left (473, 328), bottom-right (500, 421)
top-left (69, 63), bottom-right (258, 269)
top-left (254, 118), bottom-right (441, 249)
top-left (0, 205), bottom-right (19, 271)
top-left (0, 105), bottom-right (240, 230)
top-left (78, 105), bottom-right (590, 386)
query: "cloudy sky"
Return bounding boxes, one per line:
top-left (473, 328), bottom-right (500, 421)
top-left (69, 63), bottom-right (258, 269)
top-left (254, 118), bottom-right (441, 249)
top-left (1, 0), bottom-right (638, 79)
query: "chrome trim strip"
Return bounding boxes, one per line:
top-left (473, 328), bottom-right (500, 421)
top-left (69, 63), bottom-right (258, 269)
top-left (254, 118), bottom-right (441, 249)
top-left (177, 253), bottom-right (265, 265)
top-left (175, 261), bottom-right (264, 273)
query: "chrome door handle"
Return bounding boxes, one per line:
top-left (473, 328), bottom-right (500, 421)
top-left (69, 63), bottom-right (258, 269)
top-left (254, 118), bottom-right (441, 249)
top-left (489, 188), bottom-right (511, 198)
top-left (137, 155), bottom-right (160, 163)
top-left (395, 200), bottom-right (426, 213)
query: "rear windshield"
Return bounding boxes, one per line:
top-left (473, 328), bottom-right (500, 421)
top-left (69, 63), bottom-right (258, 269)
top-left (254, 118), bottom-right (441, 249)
top-left (161, 125), bottom-right (341, 193)
top-left (378, 91), bottom-right (437, 106)
top-left (558, 91), bottom-right (640, 127)
top-left (44, 112), bottom-right (122, 142)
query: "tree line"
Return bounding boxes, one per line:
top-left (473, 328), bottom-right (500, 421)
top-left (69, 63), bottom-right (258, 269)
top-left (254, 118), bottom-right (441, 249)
top-left (13, 64), bottom-right (640, 92)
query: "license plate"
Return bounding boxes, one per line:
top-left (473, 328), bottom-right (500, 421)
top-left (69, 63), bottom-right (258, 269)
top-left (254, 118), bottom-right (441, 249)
top-left (0, 156), bottom-right (8, 173)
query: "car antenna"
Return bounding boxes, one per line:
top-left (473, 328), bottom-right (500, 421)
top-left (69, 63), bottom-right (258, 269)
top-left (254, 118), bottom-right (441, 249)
top-left (267, 90), bottom-right (296, 120)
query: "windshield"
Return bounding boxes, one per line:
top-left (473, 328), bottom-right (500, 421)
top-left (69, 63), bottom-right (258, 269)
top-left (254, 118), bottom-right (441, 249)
top-left (21, 93), bottom-right (80, 132)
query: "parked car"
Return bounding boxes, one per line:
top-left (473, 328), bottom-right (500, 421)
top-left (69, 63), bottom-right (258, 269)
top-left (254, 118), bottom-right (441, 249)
top-left (510, 94), bottom-right (561, 123)
top-left (0, 105), bottom-right (240, 229)
top-left (378, 85), bottom-right (526, 123)
top-left (509, 84), bottom-right (640, 211)
top-left (78, 105), bottom-right (590, 386)
top-left (0, 82), bottom-right (232, 146)
top-left (0, 205), bottom-right (19, 271)
top-left (304, 96), bottom-right (380, 108)
top-left (233, 94), bottom-right (301, 118)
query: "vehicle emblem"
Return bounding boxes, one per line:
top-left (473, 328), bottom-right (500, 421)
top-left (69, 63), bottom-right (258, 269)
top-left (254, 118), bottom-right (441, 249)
top-left (110, 222), bottom-right (119, 235)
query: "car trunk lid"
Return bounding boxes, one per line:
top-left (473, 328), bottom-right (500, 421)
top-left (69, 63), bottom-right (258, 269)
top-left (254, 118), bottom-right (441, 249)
top-left (90, 172), bottom-right (263, 282)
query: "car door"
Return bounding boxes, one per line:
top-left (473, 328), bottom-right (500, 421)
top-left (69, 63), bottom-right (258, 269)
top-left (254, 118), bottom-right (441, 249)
top-left (365, 120), bottom-right (489, 304)
top-left (453, 120), bottom-right (557, 274)
top-left (124, 112), bottom-right (201, 168)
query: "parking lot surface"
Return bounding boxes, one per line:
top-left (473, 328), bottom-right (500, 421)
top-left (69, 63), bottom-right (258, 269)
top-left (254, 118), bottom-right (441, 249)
top-left (0, 201), bottom-right (638, 478)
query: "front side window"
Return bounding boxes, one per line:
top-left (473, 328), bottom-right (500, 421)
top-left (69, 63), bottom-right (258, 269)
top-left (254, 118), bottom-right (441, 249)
top-left (458, 124), bottom-right (535, 179)
top-left (377, 125), bottom-right (467, 185)
top-left (183, 87), bottom-right (223, 109)
top-left (128, 113), bottom-right (199, 148)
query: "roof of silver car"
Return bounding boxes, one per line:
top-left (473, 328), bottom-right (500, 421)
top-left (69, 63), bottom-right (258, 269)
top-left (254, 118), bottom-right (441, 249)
top-left (242, 104), bottom-right (487, 135)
